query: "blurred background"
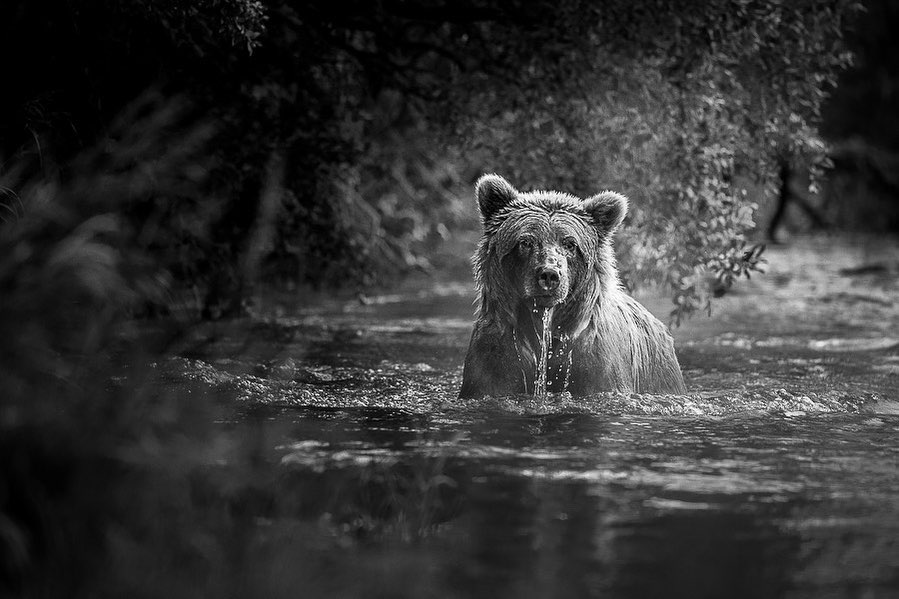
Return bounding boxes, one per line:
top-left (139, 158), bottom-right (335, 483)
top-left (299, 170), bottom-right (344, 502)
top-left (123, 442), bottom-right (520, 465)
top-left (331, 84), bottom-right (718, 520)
top-left (1, 0), bottom-right (896, 320)
top-left (1, 1), bottom-right (898, 597)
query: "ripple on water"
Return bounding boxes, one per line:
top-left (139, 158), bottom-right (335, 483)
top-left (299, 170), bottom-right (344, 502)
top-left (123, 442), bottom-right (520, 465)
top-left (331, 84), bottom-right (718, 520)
top-left (157, 357), bottom-right (884, 416)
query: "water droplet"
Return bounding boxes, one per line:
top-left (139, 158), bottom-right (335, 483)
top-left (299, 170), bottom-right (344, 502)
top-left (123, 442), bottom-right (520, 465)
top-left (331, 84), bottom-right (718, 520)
top-left (534, 306), bottom-right (554, 398)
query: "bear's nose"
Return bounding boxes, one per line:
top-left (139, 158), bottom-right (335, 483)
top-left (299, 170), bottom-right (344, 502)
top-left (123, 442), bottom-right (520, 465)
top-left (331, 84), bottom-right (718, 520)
top-left (537, 267), bottom-right (560, 291)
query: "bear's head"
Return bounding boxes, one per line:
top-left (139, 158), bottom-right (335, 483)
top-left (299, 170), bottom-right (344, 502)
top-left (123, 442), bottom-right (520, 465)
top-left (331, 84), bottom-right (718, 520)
top-left (473, 174), bottom-right (628, 335)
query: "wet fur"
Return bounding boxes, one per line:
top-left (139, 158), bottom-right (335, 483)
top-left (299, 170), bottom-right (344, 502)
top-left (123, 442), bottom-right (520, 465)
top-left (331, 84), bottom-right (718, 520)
top-left (459, 174), bottom-right (686, 398)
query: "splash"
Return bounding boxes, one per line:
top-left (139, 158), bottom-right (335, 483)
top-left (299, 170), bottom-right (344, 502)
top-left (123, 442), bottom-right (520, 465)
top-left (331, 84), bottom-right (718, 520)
top-left (533, 302), bottom-right (554, 397)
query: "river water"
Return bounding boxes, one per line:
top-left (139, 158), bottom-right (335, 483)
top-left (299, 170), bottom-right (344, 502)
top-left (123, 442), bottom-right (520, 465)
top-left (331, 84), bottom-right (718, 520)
top-left (157, 236), bottom-right (899, 598)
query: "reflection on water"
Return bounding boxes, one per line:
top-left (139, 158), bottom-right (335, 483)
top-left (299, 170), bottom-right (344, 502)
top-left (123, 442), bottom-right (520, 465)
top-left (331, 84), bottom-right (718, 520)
top-left (152, 238), bottom-right (899, 597)
top-left (214, 406), bottom-right (899, 598)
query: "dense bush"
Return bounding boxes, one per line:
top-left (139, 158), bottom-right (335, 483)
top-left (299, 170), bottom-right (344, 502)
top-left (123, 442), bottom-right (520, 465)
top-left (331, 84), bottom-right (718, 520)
top-left (0, 0), bottom-right (862, 320)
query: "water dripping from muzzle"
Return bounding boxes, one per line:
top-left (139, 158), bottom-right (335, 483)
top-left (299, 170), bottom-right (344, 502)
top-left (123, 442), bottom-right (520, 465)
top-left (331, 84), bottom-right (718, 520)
top-left (533, 299), bottom-right (554, 398)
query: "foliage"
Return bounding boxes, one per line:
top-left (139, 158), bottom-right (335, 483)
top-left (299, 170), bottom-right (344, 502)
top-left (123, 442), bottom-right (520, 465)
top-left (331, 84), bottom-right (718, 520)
top-left (0, 108), bottom-right (463, 597)
top-left (443, 1), bottom-right (858, 319)
top-left (0, 96), bottom-right (209, 395)
top-left (0, 1), bottom-right (860, 321)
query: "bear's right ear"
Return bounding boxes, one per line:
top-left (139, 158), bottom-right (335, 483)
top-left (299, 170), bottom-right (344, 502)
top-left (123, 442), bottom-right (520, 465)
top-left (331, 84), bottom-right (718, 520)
top-left (476, 174), bottom-right (518, 223)
top-left (582, 191), bottom-right (628, 235)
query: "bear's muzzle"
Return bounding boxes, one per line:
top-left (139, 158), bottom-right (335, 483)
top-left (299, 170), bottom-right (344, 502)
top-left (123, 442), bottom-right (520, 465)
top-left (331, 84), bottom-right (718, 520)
top-left (527, 250), bottom-right (569, 306)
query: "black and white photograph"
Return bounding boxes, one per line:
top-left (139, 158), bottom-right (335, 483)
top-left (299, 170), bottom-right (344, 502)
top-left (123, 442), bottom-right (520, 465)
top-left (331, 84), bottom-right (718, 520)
top-left (1, 1), bottom-right (898, 597)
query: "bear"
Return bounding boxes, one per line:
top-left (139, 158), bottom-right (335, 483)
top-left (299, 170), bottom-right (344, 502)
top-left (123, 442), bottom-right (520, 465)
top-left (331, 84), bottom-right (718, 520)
top-left (459, 174), bottom-right (686, 398)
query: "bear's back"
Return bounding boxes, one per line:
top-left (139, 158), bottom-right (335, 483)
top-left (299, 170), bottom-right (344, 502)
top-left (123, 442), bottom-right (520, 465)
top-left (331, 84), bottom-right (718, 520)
top-left (578, 289), bottom-right (686, 394)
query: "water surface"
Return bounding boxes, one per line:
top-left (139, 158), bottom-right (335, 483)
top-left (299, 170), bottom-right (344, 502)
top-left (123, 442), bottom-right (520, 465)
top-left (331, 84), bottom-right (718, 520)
top-left (156, 236), bottom-right (899, 598)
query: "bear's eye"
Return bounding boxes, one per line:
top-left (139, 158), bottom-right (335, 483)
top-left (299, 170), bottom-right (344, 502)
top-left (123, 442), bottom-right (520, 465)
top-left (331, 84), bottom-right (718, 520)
top-left (561, 238), bottom-right (578, 254)
top-left (518, 238), bottom-right (534, 252)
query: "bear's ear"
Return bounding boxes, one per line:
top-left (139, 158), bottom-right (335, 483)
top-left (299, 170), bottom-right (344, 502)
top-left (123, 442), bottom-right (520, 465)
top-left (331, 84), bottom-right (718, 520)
top-left (582, 191), bottom-right (628, 235)
top-left (476, 174), bottom-right (518, 223)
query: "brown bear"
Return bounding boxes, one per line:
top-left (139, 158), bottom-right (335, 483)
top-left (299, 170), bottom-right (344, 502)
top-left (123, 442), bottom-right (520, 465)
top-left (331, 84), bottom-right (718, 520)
top-left (459, 174), bottom-right (686, 398)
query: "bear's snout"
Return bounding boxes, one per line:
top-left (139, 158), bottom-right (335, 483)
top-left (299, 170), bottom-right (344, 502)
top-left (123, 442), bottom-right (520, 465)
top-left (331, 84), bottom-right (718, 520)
top-left (537, 267), bottom-right (560, 291)
top-left (526, 247), bottom-right (569, 306)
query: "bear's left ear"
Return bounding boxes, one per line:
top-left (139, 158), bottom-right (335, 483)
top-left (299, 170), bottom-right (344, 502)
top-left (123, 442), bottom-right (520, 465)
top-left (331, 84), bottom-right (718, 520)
top-left (582, 191), bottom-right (628, 235)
